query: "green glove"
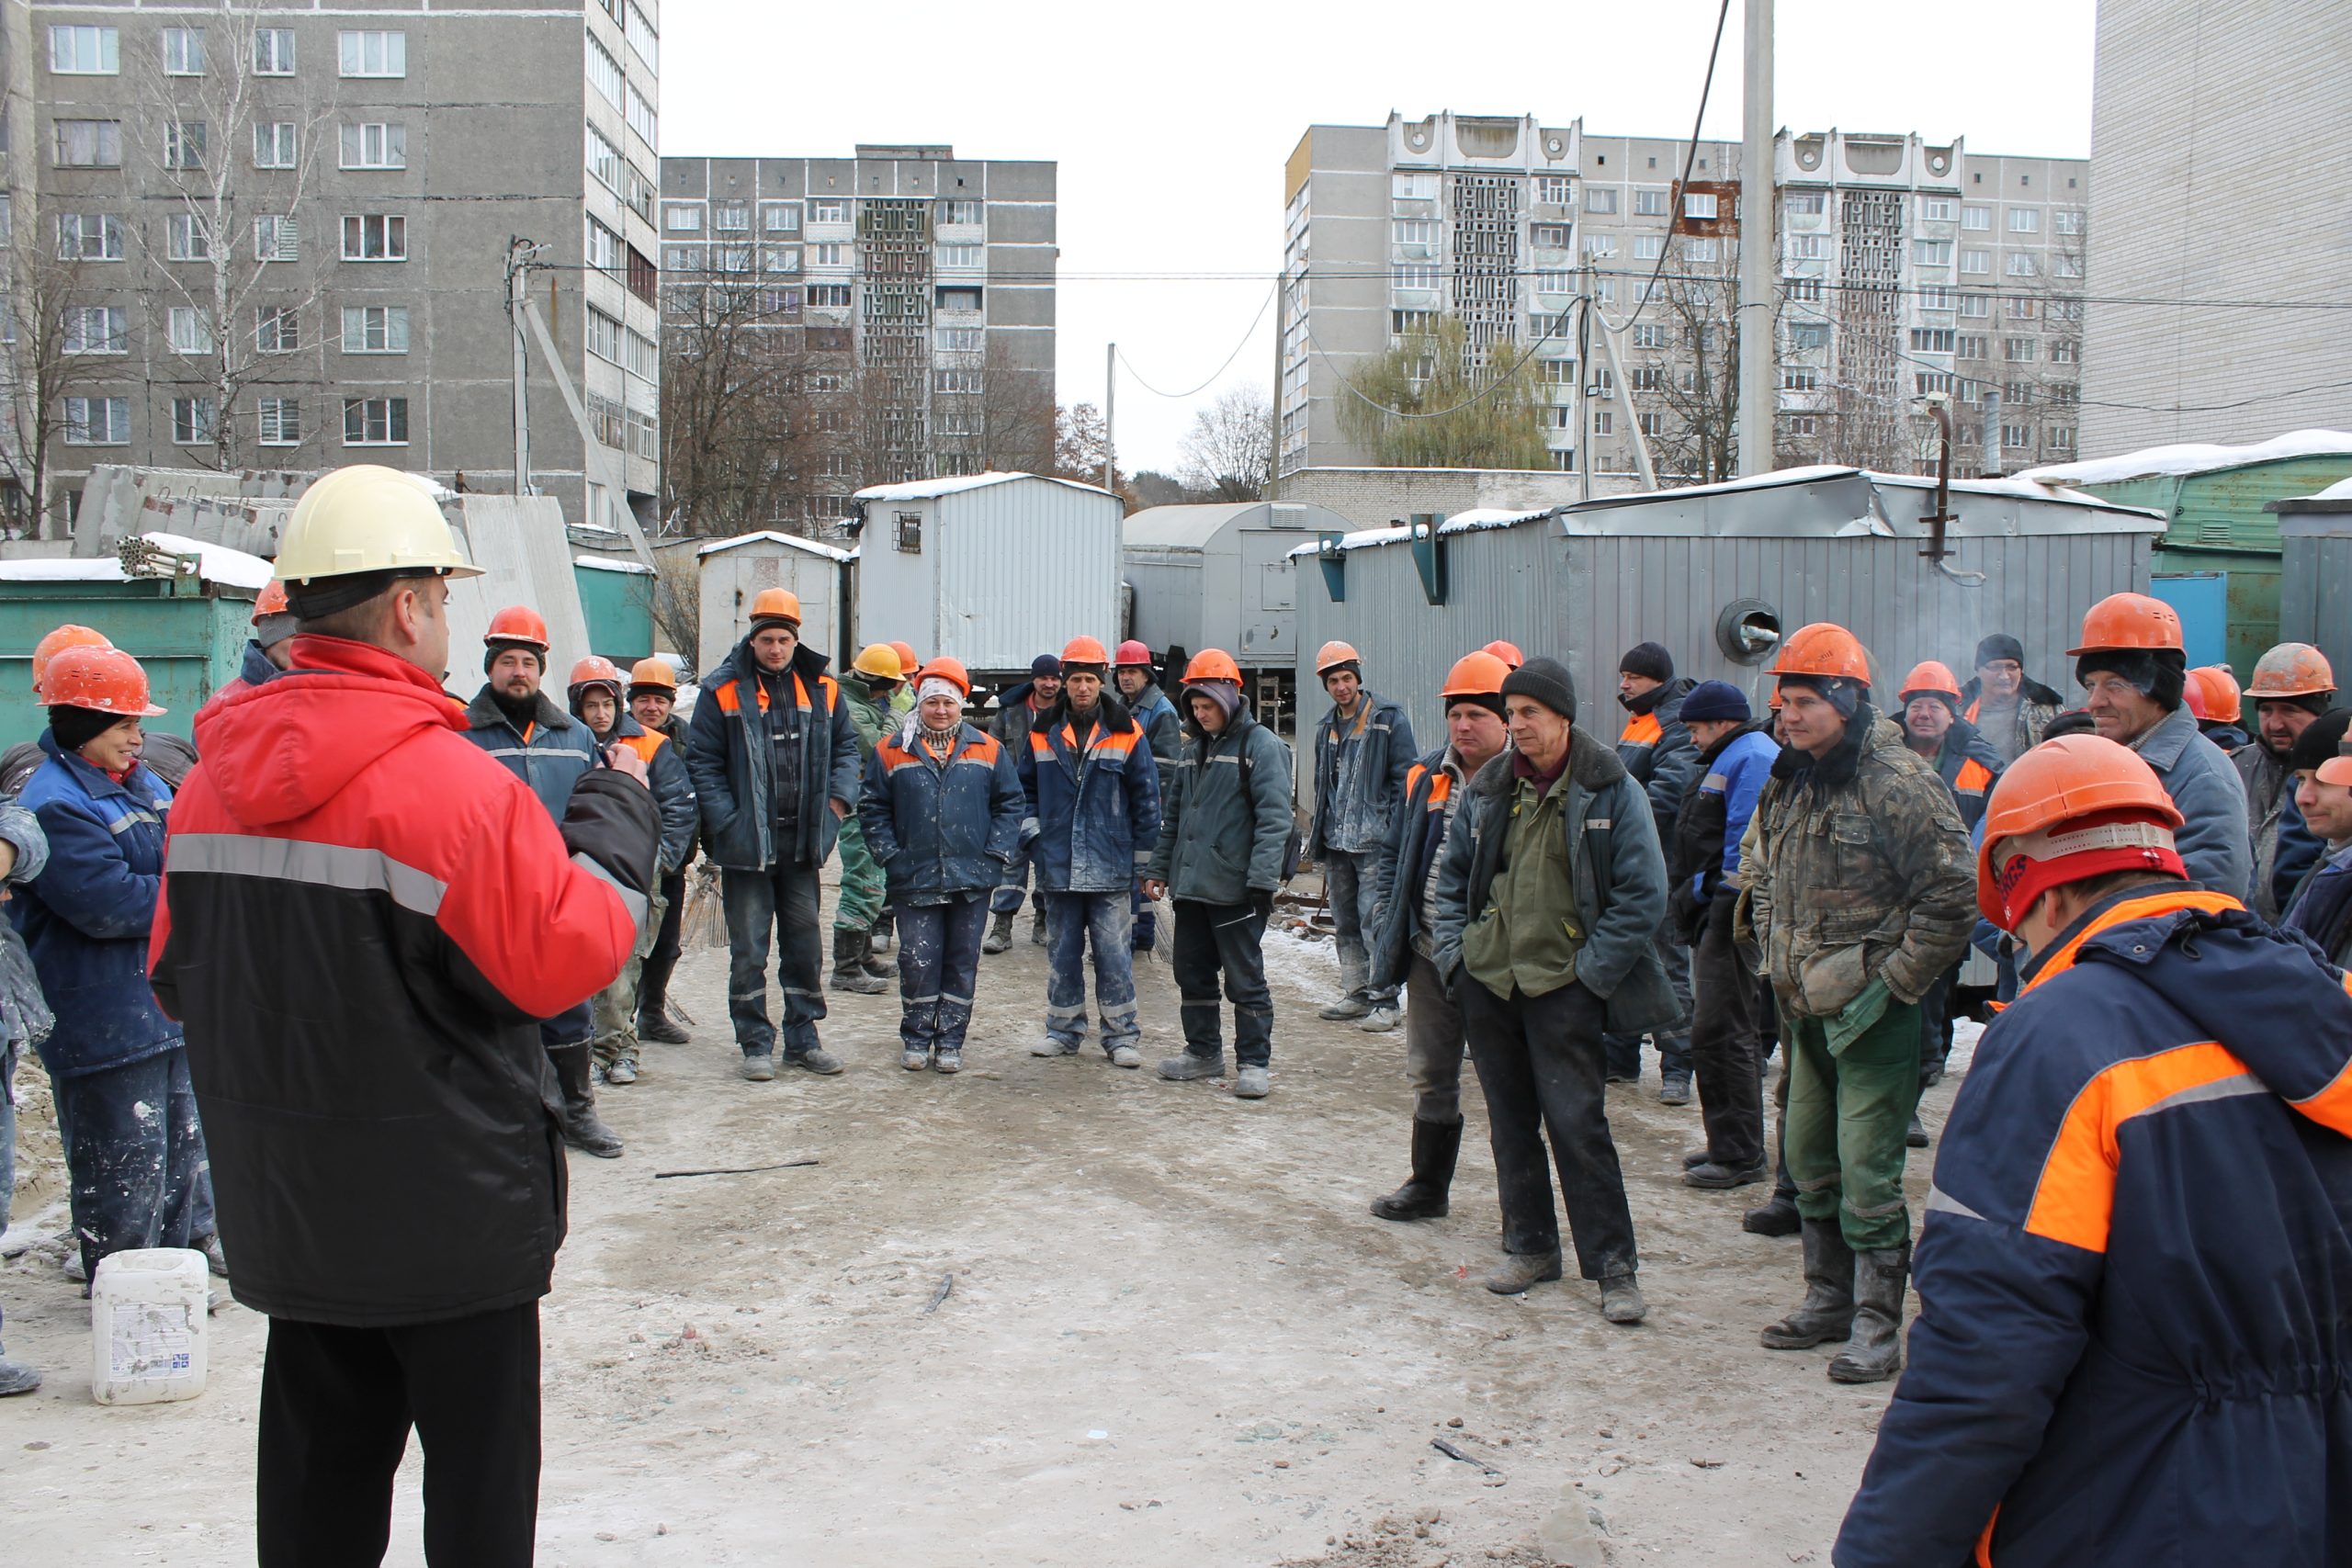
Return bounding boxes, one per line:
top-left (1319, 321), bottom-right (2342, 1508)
top-left (1825, 975), bottom-right (1894, 1058)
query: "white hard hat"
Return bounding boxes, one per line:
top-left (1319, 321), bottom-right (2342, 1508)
top-left (275, 465), bottom-right (481, 583)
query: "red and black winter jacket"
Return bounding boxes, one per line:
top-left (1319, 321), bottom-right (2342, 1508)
top-left (150, 634), bottom-right (659, 1327)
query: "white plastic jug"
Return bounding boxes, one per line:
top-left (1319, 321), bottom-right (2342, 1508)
top-left (89, 1247), bottom-right (209, 1405)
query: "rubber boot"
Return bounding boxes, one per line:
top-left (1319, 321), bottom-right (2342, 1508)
top-left (982, 912), bottom-right (1015, 954)
top-left (870, 909), bottom-right (895, 955)
top-left (551, 1043), bottom-right (624, 1158)
top-left (1371, 1118), bottom-right (1464, 1221)
top-left (1759, 1219), bottom-right (1856, 1348)
top-left (1744, 1117), bottom-right (1802, 1236)
top-left (1827, 1244), bottom-right (1910, 1383)
top-left (831, 929), bottom-right (888, 994)
top-left (861, 919), bottom-right (897, 979)
top-left (1028, 908), bottom-right (1047, 945)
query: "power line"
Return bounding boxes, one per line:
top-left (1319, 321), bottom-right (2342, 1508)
top-left (1625, 0), bottom-right (1735, 327)
top-left (1112, 281), bottom-right (1277, 400)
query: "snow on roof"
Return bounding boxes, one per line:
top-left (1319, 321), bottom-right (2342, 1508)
top-left (851, 470), bottom-right (1118, 504)
top-left (574, 554), bottom-right (654, 575)
top-left (695, 530), bottom-right (853, 563)
top-left (0, 532), bottom-right (274, 589)
top-left (2310, 475), bottom-right (2352, 502)
top-left (1562, 465), bottom-right (2143, 514)
top-left (2018, 429), bottom-right (2352, 487)
top-left (1283, 507), bottom-right (1556, 558)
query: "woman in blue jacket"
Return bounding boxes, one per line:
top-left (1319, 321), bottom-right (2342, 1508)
top-left (860, 660), bottom-right (1026, 1074)
top-left (11, 647), bottom-right (200, 1285)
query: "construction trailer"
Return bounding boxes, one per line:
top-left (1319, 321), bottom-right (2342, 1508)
top-left (848, 472), bottom-right (1123, 689)
top-left (695, 531), bottom-right (851, 679)
top-left (2272, 478), bottom-right (2352, 681)
top-left (2020, 430), bottom-right (2352, 676)
top-left (1289, 467), bottom-right (2165, 766)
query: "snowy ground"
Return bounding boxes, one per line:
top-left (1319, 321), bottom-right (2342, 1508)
top-left (2, 897), bottom-right (1979, 1566)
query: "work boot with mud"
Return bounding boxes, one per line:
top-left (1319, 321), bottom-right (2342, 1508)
top-left (1760, 1219), bottom-right (1857, 1348)
top-left (1372, 1118), bottom-right (1464, 1222)
top-left (1234, 1065), bottom-right (1271, 1099)
top-left (1600, 1273), bottom-right (1647, 1325)
top-left (1827, 1245), bottom-right (1910, 1383)
top-left (551, 1043), bottom-right (624, 1158)
top-left (638, 1006), bottom-right (690, 1045)
top-left (901, 1046), bottom-right (929, 1071)
top-left (0, 1358), bottom-right (40, 1397)
top-left (1029, 910), bottom-right (1048, 946)
top-left (1484, 1249), bottom-right (1564, 1295)
top-left (862, 919), bottom-right (898, 978)
top-left (831, 930), bottom-right (888, 994)
top-left (786, 1045), bottom-right (844, 1076)
top-left (739, 1053), bottom-right (777, 1082)
top-left (982, 912), bottom-right (1015, 954)
top-left (1317, 994), bottom-right (1372, 1021)
top-left (869, 911), bottom-right (896, 956)
top-left (933, 1049), bottom-right (963, 1075)
top-left (605, 1043), bottom-right (639, 1086)
top-left (1158, 1051), bottom-right (1226, 1081)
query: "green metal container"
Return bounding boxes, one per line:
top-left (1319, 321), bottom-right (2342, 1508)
top-left (0, 570), bottom-right (257, 739)
top-left (572, 559), bottom-right (654, 664)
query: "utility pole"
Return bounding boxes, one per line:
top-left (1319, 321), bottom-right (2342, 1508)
top-left (505, 237), bottom-right (538, 496)
top-left (1736, 0), bottom-right (1776, 476)
top-left (1102, 342), bottom-right (1116, 493)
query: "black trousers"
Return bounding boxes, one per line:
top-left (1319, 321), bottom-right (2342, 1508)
top-left (1461, 977), bottom-right (1639, 1280)
top-left (638, 866), bottom-right (687, 1016)
top-left (258, 1302), bottom-right (542, 1568)
top-left (1171, 897), bottom-right (1273, 1066)
top-left (1690, 891), bottom-right (1766, 1168)
top-left (1917, 960), bottom-right (1962, 1083)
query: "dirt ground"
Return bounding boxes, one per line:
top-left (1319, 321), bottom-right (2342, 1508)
top-left (1, 886), bottom-right (1975, 1566)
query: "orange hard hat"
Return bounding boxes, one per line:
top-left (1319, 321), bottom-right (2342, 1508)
top-left (1183, 649), bottom-right (1242, 685)
top-left (750, 588), bottom-right (802, 627)
top-left (888, 640), bottom-right (919, 676)
top-left (1975, 734), bottom-right (2184, 929)
top-left (42, 645), bottom-right (165, 718)
top-left (1768, 622), bottom-right (1871, 682)
top-left (1898, 660), bottom-right (1963, 702)
top-left (1315, 640), bottom-right (1362, 676)
top-left (2184, 665), bottom-right (2240, 725)
top-left (2246, 641), bottom-right (2335, 701)
top-left (1441, 650), bottom-right (1512, 700)
top-left (568, 655), bottom-right (624, 691)
top-left (1114, 639), bottom-right (1153, 668)
top-left (628, 657), bottom-right (678, 693)
top-left (1768, 687), bottom-right (1783, 711)
top-left (915, 657), bottom-right (972, 696)
top-left (2067, 592), bottom-right (2183, 657)
top-left (1482, 639), bottom-right (1525, 670)
top-left (253, 581), bottom-right (290, 621)
top-left (484, 605), bottom-right (550, 650)
top-left (1060, 635), bottom-right (1110, 668)
top-left (31, 624), bottom-right (112, 698)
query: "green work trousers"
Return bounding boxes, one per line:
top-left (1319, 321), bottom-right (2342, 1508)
top-left (1784, 998), bottom-right (1922, 1252)
top-left (832, 813), bottom-right (888, 932)
top-left (591, 887), bottom-right (665, 1074)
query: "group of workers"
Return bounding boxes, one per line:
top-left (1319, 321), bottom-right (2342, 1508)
top-left (0, 456), bottom-right (2345, 1567)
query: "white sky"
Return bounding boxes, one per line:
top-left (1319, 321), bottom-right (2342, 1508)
top-left (665, 0), bottom-right (2097, 474)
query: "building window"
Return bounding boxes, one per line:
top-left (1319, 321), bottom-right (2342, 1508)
top-left (933, 368), bottom-right (983, 395)
top-left (1920, 197), bottom-right (1955, 221)
top-left (2054, 254), bottom-right (2085, 279)
top-left (1915, 371), bottom-right (1954, 395)
top-left (343, 396), bottom-right (409, 446)
top-left (1391, 172), bottom-right (1437, 201)
top-left (49, 26), bottom-right (119, 73)
top-left (62, 307), bottom-right (127, 355)
top-left (1633, 187), bottom-right (1668, 216)
top-left (2048, 297), bottom-right (2083, 321)
top-left (1960, 249), bottom-right (1991, 276)
top-left (1919, 285), bottom-right (1956, 310)
top-left (1593, 410), bottom-right (1614, 435)
top-left (171, 397), bottom-right (217, 446)
top-left (712, 200), bottom-right (750, 231)
top-left (1913, 238), bottom-right (1952, 266)
top-left (1682, 191), bottom-right (1718, 220)
top-left (255, 305), bottom-right (300, 354)
top-left (763, 202), bottom-right (800, 233)
top-left (2049, 425), bottom-right (2075, 451)
top-left (1785, 190), bottom-right (1826, 216)
top-left (258, 398), bottom-right (300, 446)
top-left (1592, 278), bottom-right (1617, 304)
top-left (585, 307), bottom-right (622, 364)
top-left (2007, 207), bottom-right (2040, 233)
top-left (2001, 424), bottom-right (2030, 449)
top-left (1534, 174), bottom-right (1572, 206)
top-left (255, 215), bottom-right (300, 262)
top-left (807, 283), bottom-right (852, 309)
top-left (938, 243), bottom-right (984, 268)
top-left (935, 285), bottom-right (980, 313)
top-left (164, 121), bottom-right (208, 170)
top-left (2053, 209), bottom-right (2085, 236)
top-left (1391, 310), bottom-right (1437, 337)
top-left (168, 306), bottom-right (214, 355)
top-left (1393, 219), bottom-right (1437, 252)
top-left (1910, 328), bottom-right (1955, 353)
top-left (64, 397), bottom-right (130, 445)
top-left (1531, 222), bottom-right (1570, 250)
top-left (254, 28), bottom-right (296, 75)
top-left (893, 511), bottom-right (922, 552)
top-left (338, 30), bottom-right (407, 78)
top-left (340, 123), bottom-right (406, 170)
top-left (662, 204), bottom-right (702, 233)
top-left (809, 197), bottom-right (847, 224)
top-left (55, 213), bottom-right (126, 262)
top-left (1591, 367), bottom-right (1614, 396)
top-left (1584, 186), bottom-right (1618, 215)
top-left (1393, 264), bottom-right (1440, 291)
top-left (54, 119), bottom-right (122, 168)
top-left (2003, 382), bottom-right (2035, 406)
top-left (762, 246), bottom-right (799, 273)
top-left (1958, 292), bottom-right (1990, 318)
top-left (1962, 205), bottom-right (1991, 231)
top-left (2052, 337), bottom-right (2081, 365)
top-left (2005, 252), bottom-right (2038, 277)
top-left (1583, 232), bottom-right (1618, 258)
top-left (1789, 321), bottom-right (1828, 351)
top-left (1634, 234), bottom-right (1665, 261)
top-left (163, 28), bottom-right (207, 75)
top-left (343, 214), bottom-right (406, 261)
top-left (1546, 405), bottom-right (1575, 430)
top-left (1956, 335), bottom-right (1987, 359)
top-left (341, 305), bottom-right (409, 354)
top-left (1685, 237), bottom-right (1721, 262)
top-left (812, 242), bottom-right (847, 267)
top-left (710, 244), bottom-right (752, 274)
top-left (1787, 232), bottom-right (1826, 260)
top-left (625, 83), bottom-right (656, 146)
top-left (1638, 412), bottom-right (1667, 436)
top-left (1786, 413), bottom-right (1818, 436)
top-left (935, 325), bottom-right (982, 354)
top-left (1532, 270), bottom-right (1574, 297)
top-left (2003, 336), bottom-right (2038, 362)
top-left (254, 122), bottom-right (298, 169)
top-left (2007, 294), bottom-right (2038, 321)
top-left (1785, 276), bottom-right (1823, 302)
top-left (626, 1), bottom-right (660, 68)
top-left (2049, 382), bottom-right (2080, 406)
top-left (1781, 367), bottom-right (1819, 392)
top-left (1631, 366), bottom-right (1665, 392)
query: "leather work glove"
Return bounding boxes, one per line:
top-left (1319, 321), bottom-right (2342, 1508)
top-left (1825, 975), bottom-right (1894, 1058)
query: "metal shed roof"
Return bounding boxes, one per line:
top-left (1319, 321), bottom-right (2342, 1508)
top-left (695, 530), bottom-right (853, 562)
top-left (1556, 468), bottom-right (2161, 536)
top-left (2018, 429), bottom-right (2352, 487)
top-left (1284, 506), bottom-right (1556, 558)
top-left (851, 470), bottom-right (1118, 505)
top-left (1122, 503), bottom-right (1261, 551)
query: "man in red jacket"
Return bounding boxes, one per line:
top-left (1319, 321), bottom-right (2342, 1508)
top-left (150, 465), bottom-right (659, 1568)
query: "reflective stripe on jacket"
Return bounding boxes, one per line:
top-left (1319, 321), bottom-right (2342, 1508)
top-left (1017, 695), bottom-right (1163, 894)
top-left (461, 688), bottom-right (601, 823)
top-left (684, 635), bottom-right (857, 872)
top-left (858, 722), bottom-right (1026, 900)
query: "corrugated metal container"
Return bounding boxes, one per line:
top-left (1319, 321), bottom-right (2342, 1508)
top-left (852, 472), bottom-right (1122, 679)
top-left (0, 550), bottom-right (266, 739)
top-left (1292, 468), bottom-right (2165, 768)
top-left (2275, 502), bottom-right (2352, 680)
top-left (696, 531), bottom-right (850, 678)
top-left (572, 557), bottom-right (656, 663)
top-left (1122, 501), bottom-right (1349, 668)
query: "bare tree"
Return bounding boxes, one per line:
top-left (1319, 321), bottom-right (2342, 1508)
top-left (1176, 384), bottom-right (1273, 501)
top-left (660, 276), bottom-right (813, 536)
top-left (0, 248), bottom-right (107, 537)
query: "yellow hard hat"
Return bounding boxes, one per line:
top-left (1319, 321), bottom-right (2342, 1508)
top-left (853, 643), bottom-right (906, 681)
top-left (275, 465), bottom-right (481, 583)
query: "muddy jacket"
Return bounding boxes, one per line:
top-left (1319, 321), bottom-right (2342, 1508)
top-left (1960, 675), bottom-right (2065, 765)
top-left (1126, 680), bottom-right (1182, 797)
top-left (2128, 703), bottom-right (2251, 902)
top-left (1739, 707), bottom-right (1973, 1019)
top-left (1838, 887), bottom-right (2352, 1568)
top-left (1148, 701), bottom-right (1293, 906)
top-left (461, 687), bottom-right (602, 823)
top-left (1617, 676), bottom-right (1701, 844)
top-left (684, 635), bottom-right (858, 872)
top-left (10, 736), bottom-right (176, 1078)
top-left (860, 721), bottom-right (1025, 901)
top-left (2238, 739), bottom-right (2325, 921)
top-left (1367, 745), bottom-right (1467, 990)
top-left (153, 634), bottom-right (657, 1328)
top-left (1019, 694), bottom-right (1162, 895)
top-left (1672, 722), bottom-right (1778, 901)
top-left (1914, 716), bottom-right (2006, 832)
top-left (1430, 728), bottom-right (1676, 1032)
top-left (1309, 689), bottom-right (1416, 858)
top-left (603, 713), bottom-right (695, 875)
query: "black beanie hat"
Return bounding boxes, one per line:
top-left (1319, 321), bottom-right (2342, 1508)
top-left (2288, 708), bottom-right (2352, 773)
top-left (1781, 673), bottom-right (1863, 719)
top-left (483, 640), bottom-right (548, 676)
top-left (2075, 648), bottom-right (2187, 713)
top-left (2041, 708), bottom-right (2101, 740)
top-left (49, 704), bottom-right (122, 753)
top-left (1619, 641), bottom-right (1674, 683)
top-left (1975, 633), bottom-right (2026, 670)
top-left (1445, 690), bottom-right (1509, 721)
top-left (1501, 657), bottom-right (1577, 724)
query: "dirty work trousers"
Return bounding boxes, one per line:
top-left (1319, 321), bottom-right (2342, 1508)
top-left (1404, 953), bottom-right (1467, 1124)
top-left (257, 1301), bottom-right (540, 1568)
top-left (1130, 875), bottom-right (1157, 953)
top-left (721, 862), bottom-right (828, 1061)
top-left (989, 842), bottom-right (1044, 919)
top-left (1603, 919), bottom-right (1693, 1082)
top-left (49, 1045), bottom-right (202, 1284)
top-left (1690, 890), bottom-right (1766, 1168)
top-left (637, 866), bottom-right (687, 1024)
top-left (1044, 889), bottom-right (1139, 1054)
top-left (1462, 978), bottom-right (1639, 1281)
top-left (896, 893), bottom-right (988, 1058)
top-left (1321, 850), bottom-right (1397, 1006)
top-left (1785, 998), bottom-right (1923, 1253)
top-left (591, 886), bottom-right (666, 1075)
top-left (832, 814), bottom-right (888, 934)
top-left (1172, 897), bottom-right (1274, 1067)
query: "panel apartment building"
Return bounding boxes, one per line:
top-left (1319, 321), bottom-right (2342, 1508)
top-left (1277, 112), bottom-right (2088, 489)
top-left (1, 0), bottom-right (662, 539)
top-left (658, 148), bottom-right (1056, 527)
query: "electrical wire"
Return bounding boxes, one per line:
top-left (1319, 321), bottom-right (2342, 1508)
top-left (1111, 281), bottom-right (1277, 400)
top-left (1625, 0), bottom-right (1735, 327)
